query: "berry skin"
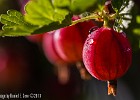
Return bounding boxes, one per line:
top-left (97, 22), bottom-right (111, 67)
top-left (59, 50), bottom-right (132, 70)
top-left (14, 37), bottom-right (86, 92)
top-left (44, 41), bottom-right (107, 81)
top-left (83, 27), bottom-right (132, 81)
top-left (42, 20), bottom-right (94, 81)
top-left (53, 20), bottom-right (95, 63)
top-left (42, 31), bottom-right (70, 84)
top-left (42, 31), bottom-right (66, 65)
top-left (26, 34), bottom-right (43, 43)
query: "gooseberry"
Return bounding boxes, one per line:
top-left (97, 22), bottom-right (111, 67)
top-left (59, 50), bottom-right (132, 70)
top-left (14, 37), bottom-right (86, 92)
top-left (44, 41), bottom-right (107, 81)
top-left (53, 20), bottom-right (95, 63)
top-left (43, 18), bottom-right (94, 80)
top-left (52, 19), bottom-right (95, 80)
top-left (26, 34), bottom-right (43, 43)
top-left (83, 27), bottom-right (132, 95)
top-left (42, 31), bottom-right (67, 65)
top-left (42, 32), bottom-right (70, 84)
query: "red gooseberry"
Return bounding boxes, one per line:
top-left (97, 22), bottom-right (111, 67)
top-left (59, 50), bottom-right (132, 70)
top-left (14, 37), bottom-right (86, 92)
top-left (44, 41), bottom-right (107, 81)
top-left (42, 31), bottom-right (70, 84)
top-left (53, 20), bottom-right (95, 63)
top-left (83, 27), bottom-right (132, 96)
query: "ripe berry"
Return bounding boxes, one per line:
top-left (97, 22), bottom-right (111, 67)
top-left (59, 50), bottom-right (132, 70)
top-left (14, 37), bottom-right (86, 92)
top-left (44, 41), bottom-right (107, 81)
top-left (43, 18), bottom-right (94, 80)
top-left (42, 32), bottom-right (70, 84)
top-left (53, 20), bottom-right (95, 63)
top-left (52, 19), bottom-right (95, 80)
top-left (43, 31), bottom-right (66, 65)
top-left (26, 34), bottom-right (43, 43)
top-left (83, 27), bottom-right (132, 95)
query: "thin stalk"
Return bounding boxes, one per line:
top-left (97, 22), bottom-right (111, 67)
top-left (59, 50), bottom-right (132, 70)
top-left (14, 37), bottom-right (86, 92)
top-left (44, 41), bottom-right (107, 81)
top-left (107, 80), bottom-right (117, 96)
top-left (71, 14), bottom-right (101, 26)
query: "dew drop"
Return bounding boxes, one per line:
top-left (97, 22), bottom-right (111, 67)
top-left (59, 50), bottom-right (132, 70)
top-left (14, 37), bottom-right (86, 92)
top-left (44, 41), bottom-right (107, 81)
top-left (88, 34), bottom-right (91, 37)
top-left (88, 39), bottom-right (96, 45)
top-left (89, 26), bottom-right (99, 34)
top-left (127, 48), bottom-right (131, 52)
top-left (124, 48), bottom-right (131, 52)
top-left (89, 39), bottom-right (94, 44)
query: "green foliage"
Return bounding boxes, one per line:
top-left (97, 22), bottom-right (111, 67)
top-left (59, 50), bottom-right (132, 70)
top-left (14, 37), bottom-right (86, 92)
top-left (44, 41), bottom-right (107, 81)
top-left (0, 0), bottom-right (136, 37)
top-left (24, 0), bottom-right (70, 26)
top-left (133, 16), bottom-right (140, 35)
top-left (69, 0), bottom-right (97, 14)
top-left (0, 0), bottom-right (97, 36)
top-left (113, 0), bottom-right (134, 32)
top-left (136, 16), bottom-right (140, 23)
top-left (53, 0), bottom-right (97, 14)
top-left (112, 0), bottom-right (129, 12)
top-left (0, 10), bottom-right (38, 36)
top-left (34, 14), bottom-right (72, 34)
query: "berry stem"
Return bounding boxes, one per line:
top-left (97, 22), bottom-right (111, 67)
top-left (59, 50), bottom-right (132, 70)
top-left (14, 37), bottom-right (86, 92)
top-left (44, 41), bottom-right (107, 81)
top-left (107, 80), bottom-right (117, 96)
top-left (103, 0), bottom-right (116, 28)
top-left (71, 14), bottom-right (99, 26)
top-left (55, 64), bottom-right (70, 84)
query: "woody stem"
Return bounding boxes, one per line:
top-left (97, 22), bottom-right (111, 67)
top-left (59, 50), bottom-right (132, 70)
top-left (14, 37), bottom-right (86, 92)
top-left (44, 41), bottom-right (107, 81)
top-left (107, 80), bottom-right (117, 96)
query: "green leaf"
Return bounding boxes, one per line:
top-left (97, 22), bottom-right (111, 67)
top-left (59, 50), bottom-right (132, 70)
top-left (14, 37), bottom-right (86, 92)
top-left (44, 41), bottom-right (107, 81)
top-left (133, 15), bottom-right (140, 35)
top-left (133, 28), bottom-right (140, 35)
top-left (0, 10), bottom-right (38, 36)
top-left (112, 0), bottom-right (129, 12)
top-left (53, 0), bottom-right (70, 8)
top-left (24, 0), bottom-right (97, 26)
top-left (0, 0), bottom-right (98, 36)
top-left (70, 0), bottom-right (97, 14)
top-left (113, 0), bottom-right (134, 32)
top-left (34, 14), bottom-right (72, 34)
top-left (53, 0), bottom-right (97, 14)
top-left (136, 16), bottom-right (140, 23)
top-left (24, 0), bottom-right (70, 26)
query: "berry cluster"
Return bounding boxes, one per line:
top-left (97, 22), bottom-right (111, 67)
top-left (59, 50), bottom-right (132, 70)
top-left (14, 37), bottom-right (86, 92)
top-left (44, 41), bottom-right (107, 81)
top-left (21, 0), bottom-right (132, 96)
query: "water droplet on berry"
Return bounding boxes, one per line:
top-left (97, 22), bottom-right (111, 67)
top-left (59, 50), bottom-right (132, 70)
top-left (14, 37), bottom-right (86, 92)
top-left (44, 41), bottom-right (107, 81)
top-left (127, 48), bottom-right (131, 52)
top-left (88, 34), bottom-right (91, 37)
top-left (88, 39), bottom-right (96, 45)
top-left (89, 26), bottom-right (98, 34)
top-left (124, 48), bottom-right (131, 52)
top-left (89, 39), bottom-right (94, 44)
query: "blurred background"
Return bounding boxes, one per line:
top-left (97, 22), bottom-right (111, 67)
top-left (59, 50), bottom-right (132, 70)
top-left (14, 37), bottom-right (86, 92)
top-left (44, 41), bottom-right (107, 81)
top-left (0, 0), bottom-right (140, 100)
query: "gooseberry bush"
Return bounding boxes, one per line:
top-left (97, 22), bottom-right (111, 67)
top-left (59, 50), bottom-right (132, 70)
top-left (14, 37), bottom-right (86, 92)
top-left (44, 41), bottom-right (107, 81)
top-left (0, 0), bottom-right (136, 96)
